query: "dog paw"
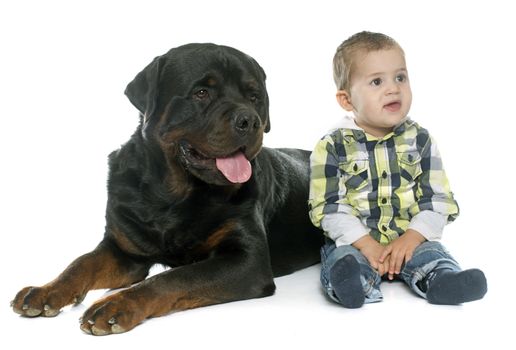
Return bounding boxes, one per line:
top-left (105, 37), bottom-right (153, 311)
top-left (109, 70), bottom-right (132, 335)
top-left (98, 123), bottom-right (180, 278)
top-left (12, 286), bottom-right (59, 317)
top-left (79, 291), bottom-right (145, 336)
top-left (12, 286), bottom-right (85, 318)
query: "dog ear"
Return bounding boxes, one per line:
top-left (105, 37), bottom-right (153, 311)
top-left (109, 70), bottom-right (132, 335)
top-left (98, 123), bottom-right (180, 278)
top-left (263, 89), bottom-right (271, 133)
top-left (125, 56), bottom-right (163, 121)
top-left (256, 64), bottom-right (271, 133)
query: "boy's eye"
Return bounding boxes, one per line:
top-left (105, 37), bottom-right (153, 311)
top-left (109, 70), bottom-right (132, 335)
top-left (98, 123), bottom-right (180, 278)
top-left (396, 74), bottom-right (407, 83)
top-left (370, 78), bottom-right (382, 86)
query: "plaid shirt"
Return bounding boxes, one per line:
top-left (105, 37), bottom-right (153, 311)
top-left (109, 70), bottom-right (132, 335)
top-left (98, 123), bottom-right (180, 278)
top-left (309, 117), bottom-right (459, 246)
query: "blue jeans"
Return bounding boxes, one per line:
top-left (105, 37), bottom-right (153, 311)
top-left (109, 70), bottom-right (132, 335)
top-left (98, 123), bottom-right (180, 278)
top-left (320, 239), bottom-right (461, 304)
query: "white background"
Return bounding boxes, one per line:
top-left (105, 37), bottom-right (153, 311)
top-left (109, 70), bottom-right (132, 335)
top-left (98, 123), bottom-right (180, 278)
top-left (1, 0), bottom-right (514, 348)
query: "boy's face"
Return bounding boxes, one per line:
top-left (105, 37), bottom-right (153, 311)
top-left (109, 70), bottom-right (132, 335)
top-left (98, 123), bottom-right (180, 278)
top-left (337, 48), bottom-right (412, 137)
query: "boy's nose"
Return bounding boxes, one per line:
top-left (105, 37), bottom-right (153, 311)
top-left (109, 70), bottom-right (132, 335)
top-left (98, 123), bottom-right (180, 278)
top-left (386, 82), bottom-right (401, 95)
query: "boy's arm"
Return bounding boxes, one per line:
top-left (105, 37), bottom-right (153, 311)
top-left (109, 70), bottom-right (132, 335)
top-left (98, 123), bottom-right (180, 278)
top-left (321, 213), bottom-right (368, 246)
top-left (408, 134), bottom-right (459, 230)
top-left (408, 210), bottom-right (447, 241)
top-left (308, 136), bottom-right (368, 245)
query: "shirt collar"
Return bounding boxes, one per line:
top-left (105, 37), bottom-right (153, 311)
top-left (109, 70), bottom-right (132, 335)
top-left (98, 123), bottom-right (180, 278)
top-left (333, 115), bottom-right (414, 142)
top-left (393, 117), bottom-right (415, 135)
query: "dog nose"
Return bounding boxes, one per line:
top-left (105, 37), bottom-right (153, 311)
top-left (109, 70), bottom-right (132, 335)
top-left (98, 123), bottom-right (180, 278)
top-left (234, 112), bottom-right (260, 135)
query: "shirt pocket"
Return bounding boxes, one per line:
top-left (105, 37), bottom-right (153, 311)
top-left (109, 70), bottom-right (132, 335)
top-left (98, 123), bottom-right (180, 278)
top-left (339, 158), bottom-right (370, 191)
top-left (397, 151), bottom-right (422, 183)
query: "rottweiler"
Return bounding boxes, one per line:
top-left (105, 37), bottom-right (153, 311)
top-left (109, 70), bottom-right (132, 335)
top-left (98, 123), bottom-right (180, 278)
top-left (11, 43), bottom-right (324, 335)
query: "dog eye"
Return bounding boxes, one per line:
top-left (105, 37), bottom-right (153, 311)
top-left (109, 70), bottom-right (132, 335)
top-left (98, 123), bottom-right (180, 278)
top-left (249, 93), bottom-right (260, 103)
top-left (194, 89), bottom-right (209, 100)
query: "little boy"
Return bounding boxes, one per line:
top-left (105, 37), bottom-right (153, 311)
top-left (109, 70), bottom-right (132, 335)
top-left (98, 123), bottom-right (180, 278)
top-left (308, 31), bottom-right (487, 308)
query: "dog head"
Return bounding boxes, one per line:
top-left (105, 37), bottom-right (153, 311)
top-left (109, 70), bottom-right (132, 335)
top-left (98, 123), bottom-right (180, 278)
top-left (125, 43), bottom-right (270, 186)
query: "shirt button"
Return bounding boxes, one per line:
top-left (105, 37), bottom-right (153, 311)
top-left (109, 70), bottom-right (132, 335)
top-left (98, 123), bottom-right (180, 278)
top-left (381, 198), bottom-right (387, 204)
top-left (382, 225), bottom-right (388, 232)
top-left (382, 171), bottom-right (387, 179)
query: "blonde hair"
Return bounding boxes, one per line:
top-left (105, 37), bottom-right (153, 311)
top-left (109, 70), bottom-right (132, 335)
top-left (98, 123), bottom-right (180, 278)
top-left (333, 31), bottom-right (404, 91)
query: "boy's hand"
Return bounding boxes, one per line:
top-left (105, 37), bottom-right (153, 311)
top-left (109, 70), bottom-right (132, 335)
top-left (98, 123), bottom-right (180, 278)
top-left (352, 235), bottom-right (390, 276)
top-left (379, 229), bottom-right (426, 280)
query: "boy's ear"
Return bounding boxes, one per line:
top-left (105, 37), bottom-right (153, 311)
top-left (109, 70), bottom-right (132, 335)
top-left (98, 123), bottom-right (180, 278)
top-left (336, 90), bottom-right (354, 111)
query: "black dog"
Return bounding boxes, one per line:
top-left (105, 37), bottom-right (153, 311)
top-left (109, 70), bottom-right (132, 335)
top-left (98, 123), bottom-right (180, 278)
top-left (12, 43), bottom-right (324, 335)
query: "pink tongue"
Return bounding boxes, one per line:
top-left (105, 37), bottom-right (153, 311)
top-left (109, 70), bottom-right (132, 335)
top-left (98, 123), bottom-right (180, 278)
top-left (215, 151), bottom-right (252, 183)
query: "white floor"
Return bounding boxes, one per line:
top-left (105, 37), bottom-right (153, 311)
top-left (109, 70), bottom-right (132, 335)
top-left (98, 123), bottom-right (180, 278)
top-left (2, 258), bottom-right (509, 350)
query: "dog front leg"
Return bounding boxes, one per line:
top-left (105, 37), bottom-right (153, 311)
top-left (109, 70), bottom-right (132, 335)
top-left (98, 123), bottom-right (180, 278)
top-left (11, 239), bottom-right (151, 317)
top-left (79, 237), bottom-right (275, 335)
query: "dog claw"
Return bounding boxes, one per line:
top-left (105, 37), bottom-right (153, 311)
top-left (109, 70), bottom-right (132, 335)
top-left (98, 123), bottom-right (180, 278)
top-left (43, 304), bottom-right (59, 317)
top-left (21, 304), bottom-right (42, 317)
top-left (73, 294), bottom-right (85, 305)
top-left (79, 317), bottom-right (125, 335)
top-left (80, 322), bottom-right (92, 334)
top-left (91, 326), bottom-right (109, 336)
top-left (111, 323), bottom-right (125, 334)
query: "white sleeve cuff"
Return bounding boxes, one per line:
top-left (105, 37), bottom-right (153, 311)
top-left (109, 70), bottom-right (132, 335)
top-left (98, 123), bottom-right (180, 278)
top-left (321, 213), bottom-right (369, 247)
top-left (409, 210), bottom-right (447, 241)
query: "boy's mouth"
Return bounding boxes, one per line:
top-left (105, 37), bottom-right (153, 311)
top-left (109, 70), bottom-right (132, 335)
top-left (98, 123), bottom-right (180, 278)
top-left (384, 101), bottom-right (401, 112)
